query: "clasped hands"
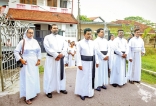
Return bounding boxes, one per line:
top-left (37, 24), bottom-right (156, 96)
top-left (122, 53), bottom-right (127, 58)
top-left (55, 53), bottom-right (64, 61)
top-left (103, 56), bottom-right (109, 60)
top-left (20, 59), bottom-right (40, 66)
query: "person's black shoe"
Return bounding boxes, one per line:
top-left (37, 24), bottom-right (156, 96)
top-left (112, 84), bottom-right (118, 87)
top-left (101, 85), bottom-right (107, 89)
top-left (134, 81), bottom-right (140, 84)
top-left (95, 87), bottom-right (101, 91)
top-left (46, 93), bottom-right (52, 98)
top-left (60, 90), bottom-right (68, 94)
top-left (80, 96), bottom-right (85, 100)
top-left (129, 80), bottom-right (134, 84)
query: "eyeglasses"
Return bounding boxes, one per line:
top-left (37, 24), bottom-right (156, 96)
top-left (27, 32), bottom-right (34, 34)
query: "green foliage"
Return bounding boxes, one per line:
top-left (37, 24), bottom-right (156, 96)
top-left (39, 65), bottom-right (44, 73)
top-left (124, 16), bottom-right (155, 28)
top-left (141, 70), bottom-right (156, 84)
top-left (79, 15), bottom-right (91, 21)
top-left (109, 28), bottom-right (118, 36)
top-left (142, 27), bottom-right (152, 39)
top-left (142, 47), bottom-right (156, 72)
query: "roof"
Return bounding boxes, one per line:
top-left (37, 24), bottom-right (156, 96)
top-left (88, 16), bottom-right (105, 22)
top-left (88, 17), bottom-right (99, 21)
top-left (7, 8), bottom-right (78, 24)
top-left (113, 20), bottom-right (155, 33)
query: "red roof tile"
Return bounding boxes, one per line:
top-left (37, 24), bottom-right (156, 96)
top-left (113, 20), bottom-right (155, 33)
top-left (7, 8), bottom-right (78, 24)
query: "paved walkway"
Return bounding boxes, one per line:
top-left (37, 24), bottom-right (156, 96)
top-left (0, 67), bottom-right (156, 106)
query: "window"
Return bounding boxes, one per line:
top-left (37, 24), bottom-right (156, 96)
top-left (47, 0), bottom-right (57, 7)
top-left (60, 0), bottom-right (67, 8)
top-left (20, 0), bottom-right (37, 5)
top-left (34, 24), bottom-right (41, 30)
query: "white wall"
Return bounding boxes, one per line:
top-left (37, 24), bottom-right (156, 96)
top-left (9, 0), bottom-right (19, 3)
top-left (94, 18), bottom-right (103, 22)
top-left (66, 24), bottom-right (77, 29)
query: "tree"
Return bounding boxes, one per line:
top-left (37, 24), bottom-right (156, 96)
top-left (124, 16), bottom-right (155, 28)
top-left (79, 15), bottom-right (91, 21)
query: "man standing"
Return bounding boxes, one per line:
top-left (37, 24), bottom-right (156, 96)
top-left (108, 35), bottom-right (115, 77)
top-left (75, 28), bottom-right (99, 100)
top-left (110, 30), bottom-right (128, 87)
top-left (43, 24), bottom-right (68, 98)
top-left (94, 28), bottom-right (110, 91)
top-left (128, 28), bottom-right (145, 84)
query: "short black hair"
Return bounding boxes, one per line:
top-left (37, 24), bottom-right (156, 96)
top-left (97, 28), bottom-right (104, 34)
top-left (134, 28), bottom-right (140, 33)
top-left (118, 29), bottom-right (124, 32)
top-left (51, 24), bottom-right (58, 29)
top-left (109, 34), bottom-right (114, 40)
top-left (84, 28), bottom-right (92, 34)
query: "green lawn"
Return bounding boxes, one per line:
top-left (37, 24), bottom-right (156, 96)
top-left (142, 55), bottom-right (156, 72)
top-left (39, 65), bottom-right (44, 73)
top-left (141, 70), bottom-right (156, 85)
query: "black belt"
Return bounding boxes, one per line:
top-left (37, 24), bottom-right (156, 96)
top-left (47, 53), bottom-right (64, 80)
top-left (101, 51), bottom-right (108, 55)
top-left (81, 55), bottom-right (95, 89)
top-left (114, 51), bottom-right (125, 55)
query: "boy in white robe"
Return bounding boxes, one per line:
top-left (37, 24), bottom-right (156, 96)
top-left (75, 28), bottom-right (99, 100)
top-left (43, 24), bottom-right (68, 98)
top-left (128, 28), bottom-right (145, 84)
top-left (110, 30), bottom-right (128, 87)
top-left (94, 28), bottom-right (110, 91)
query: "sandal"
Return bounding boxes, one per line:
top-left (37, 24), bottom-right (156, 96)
top-left (25, 100), bottom-right (32, 105)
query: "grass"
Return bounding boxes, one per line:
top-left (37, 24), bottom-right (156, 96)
top-left (141, 47), bottom-right (156, 72)
top-left (142, 55), bottom-right (156, 72)
top-left (39, 65), bottom-right (44, 73)
top-left (141, 70), bottom-right (156, 85)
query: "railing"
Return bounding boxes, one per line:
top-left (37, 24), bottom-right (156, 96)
top-left (0, 13), bottom-right (29, 91)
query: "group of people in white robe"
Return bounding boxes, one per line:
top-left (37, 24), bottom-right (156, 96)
top-left (14, 24), bottom-right (145, 104)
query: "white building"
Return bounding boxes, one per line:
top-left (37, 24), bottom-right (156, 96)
top-left (0, 0), bottom-right (78, 52)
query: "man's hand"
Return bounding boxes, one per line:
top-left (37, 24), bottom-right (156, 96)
top-left (129, 59), bottom-right (133, 62)
top-left (58, 53), bottom-right (63, 58)
top-left (20, 59), bottom-right (27, 65)
top-left (96, 64), bottom-right (99, 68)
top-left (78, 66), bottom-right (83, 70)
top-left (55, 53), bottom-right (64, 61)
top-left (36, 59), bottom-right (40, 66)
top-left (55, 57), bottom-right (60, 61)
top-left (103, 56), bottom-right (109, 60)
top-left (122, 54), bottom-right (127, 58)
top-left (65, 63), bottom-right (68, 67)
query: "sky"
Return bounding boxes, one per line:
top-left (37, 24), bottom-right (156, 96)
top-left (73, 0), bottom-right (156, 23)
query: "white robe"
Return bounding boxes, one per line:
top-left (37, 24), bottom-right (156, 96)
top-left (75, 39), bottom-right (98, 97)
top-left (128, 36), bottom-right (145, 81)
top-left (68, 46), bottom-right (76, 67)
top-left (108, 40), bottom-right (114, 70)
top-left (14, 38), bottom-right (41, 100)
top-left (110, 37), bottom-right (128, 85)
top-left (94, 37), bottom-right (110, 87)
top-left (43, 33), bottom-right (67, 94)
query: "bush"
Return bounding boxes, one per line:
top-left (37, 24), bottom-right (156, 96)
top-left (144, 47), bottom-right (156, 55)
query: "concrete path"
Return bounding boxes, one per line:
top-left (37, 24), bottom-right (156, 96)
top-left (0, 67), bottom-right (156, 106)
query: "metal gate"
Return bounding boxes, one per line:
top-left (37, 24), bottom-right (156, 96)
top-left (0, 13), bottom-right (29, 91)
